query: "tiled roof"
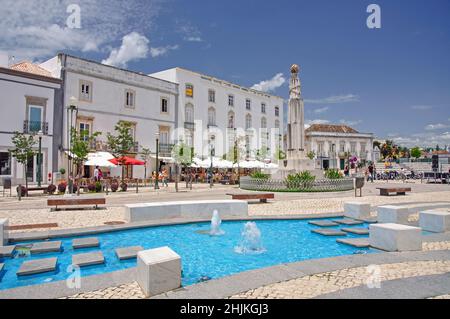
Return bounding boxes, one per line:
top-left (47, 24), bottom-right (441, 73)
top-left (10, 61), bottom-right (53, 77)
top-left (305, 124), bottom-right (359, 134)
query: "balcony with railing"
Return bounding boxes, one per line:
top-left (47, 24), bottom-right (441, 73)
top-left (89, 139), bottom-right (139, 153)
top-left (159, 143), bottom-right (174, 157)
top-left (23, 120), bottom-right (48, 135)
top-left (184, 122), bottom-right (195, 130)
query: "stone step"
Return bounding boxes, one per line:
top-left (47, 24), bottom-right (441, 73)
top-left (336, 238), bottom-right (370, 248)
top-left (0, 245), bottom-right (16, 258)
top-left (72, 251), bottom-right (105, 267)
top-left (358, 217), bottom-right (377, 223)
top-left (17, 257), bottom-right (58, 276)
top-left (308, 220), bottom-right (339, 227)
top-left (312, 229), bottom-right (347, 236)
top-left (333, 219), bottom-right (364, 226)
top-left (30, 241), bottom-right (62, 254)
top-left (115, 246), bottom-right (144, 260)
top-left (341, 227), bottom-right (370, 235)
top-left (72, 237), bottom-right (100, 249)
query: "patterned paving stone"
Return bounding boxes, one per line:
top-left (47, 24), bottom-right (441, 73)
top-left (333, 219), bottom-right (364, 226)
top-left (17, 257), bottom-right (57, 276)
top-left (312, 229), bottom-right (347, 236)
top-left (336, 238), bottom-right (370, 248)
top-left (72, 252), bottom-right (104, 267)
top-left (72, 237), bottom-right (99, 249)
top-left (308, 220), bottom-right (339, 227)
top-left (115, 246), bottom-right (143, 260)
top-left (341, 227), bottom-right (369, 235)
top-left (30, 241), bottom-right (62, 254)
top-left (0, 245), bottom-right (16, 257)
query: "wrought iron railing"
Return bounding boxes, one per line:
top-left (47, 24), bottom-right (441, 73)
top-left (159, 143), bottom-right (174, 157)
top-left (23, 120), bottom-right (48, 135)
top-left (240, 176), bottom-right (354, 192)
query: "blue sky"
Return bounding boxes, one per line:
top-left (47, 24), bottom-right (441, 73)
top-left (1, 0), bottom-right (449, 148)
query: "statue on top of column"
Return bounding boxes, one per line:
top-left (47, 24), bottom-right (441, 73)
top-left (289, 64), bottom-right (301, 100)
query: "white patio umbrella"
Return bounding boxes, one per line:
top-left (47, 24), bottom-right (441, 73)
top-left (85, 152), bottom-right (117, 167)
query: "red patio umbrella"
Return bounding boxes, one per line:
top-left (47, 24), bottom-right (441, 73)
top-left (109, 156), bottom-right (145, 165)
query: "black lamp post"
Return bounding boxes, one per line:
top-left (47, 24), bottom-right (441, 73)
top-left (37, 130), bottom-right (43, 187)
top-left (67, 97), bottom-right (78, 194)
top-left (209, 135), bottom-right (215, 188)
top-left (154, 132), bottom-right (160, 190)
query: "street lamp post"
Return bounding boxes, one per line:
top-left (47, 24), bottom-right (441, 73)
top-left (67, 97), bottom-right (78, 195)
top-left (210, 135), bottom-right (215, 188)
top-left (154, 132), bottom-right (160, 190)
top-left (37, 130), bottom-right (43, 187)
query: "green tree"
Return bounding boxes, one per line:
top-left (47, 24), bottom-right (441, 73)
top-left (410, 147), bottom-right (422, 160)
top-left (171, 140), bottom-right (194, 192)
top-left (306, 151), bottom-right (316, 160)
top-left (140, 147), bottom-right (152, 184)
top-left (255, 146), bottom-right (270, 162)
top-left (107, 121), bottom-right (135, 181)
top-left (9, 132), bottom-right (37, 193)
top-left (71, 128), bottom-right (101, 193)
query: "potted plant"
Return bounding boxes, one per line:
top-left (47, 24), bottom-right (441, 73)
top-left (57, 182), bottom-right (67, 193)
top-left (16, 185), bottom-right (27, 197)
top-left (111, 181), bottom-right (119, 192)
top-left (95, 181), bottom-right (102, 193)
top-left (87, 183), bottom-right (96, 192)
top-left (120, 182), bottom-right (128, 192)
top-left (47, 184), bottom-right (57, 195)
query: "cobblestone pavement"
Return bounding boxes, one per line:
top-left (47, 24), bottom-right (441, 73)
top-left (422, 241), bottom-right (450, 251)
top-left (60, 281), bottom-right (145, 299)
top-left (231, 260), bottom-right (450, 299)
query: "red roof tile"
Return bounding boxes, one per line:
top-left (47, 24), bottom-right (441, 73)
top-left (10, 61), bottom-right (53, 77)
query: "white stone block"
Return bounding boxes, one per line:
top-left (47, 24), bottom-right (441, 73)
top-left (369, 223), bottom-right (422, 252)
top-left (344, 202), bottom-right (371, 219)
top-left (0, 218), bottom-right (8, 246)
top-left (137, 246), bottom-right (181, 297)
top-left (125, 200), bottom-right (248, 222)
top-left (419, 211), bottom-right (450, 233)
top-left (377, 205), bottom-right (411, 224)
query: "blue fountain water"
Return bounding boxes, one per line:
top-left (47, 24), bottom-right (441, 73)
top-left (0, 218), bottom-right (376, 290)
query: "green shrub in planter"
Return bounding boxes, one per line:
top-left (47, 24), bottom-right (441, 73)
top-left (324, 169), bottom-right (343, 180)
top-left (95, 181), bottom-right (102, 193)
top-left (47, 184), bottom-right (56, 194)
top-left (87, 183), bottom-right (96, 192)
top-left (250, 172), bottom-right (270, 179)
top-left (286, 171), bottom-right (316, 189)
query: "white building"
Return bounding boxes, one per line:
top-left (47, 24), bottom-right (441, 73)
top-left (305, 124), bottom-right (374, 170)
top-left (0, 62), bottom-right (62, 185)
top-left (40, 54), bottom-right (179, 179)
top-left (150, 68), bottom-right (284, 160)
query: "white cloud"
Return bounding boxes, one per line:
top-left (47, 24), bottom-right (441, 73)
top-left (304, 94), bottom-right (359, 104)
top-left (150, 45), bottom-right (179, 58)
top-left (305, 119), bottom-right (330, 125)
top-left (178, 22), bottom-right (203, 42)
top-left (411, 105), bottom-right (433, 110)
top-left (251, 73), bottom-right (286, 92)
top-left (424, 123), bottom-right (450, 131)
top-left (313, 107), bottom-right (329, 114)
top-left (102, 32), bottom-right (150, 68)
top-left (0, 0), bottom-right (162, 60)
top-left (392, 131), bottom-right (450, 148)
top-left (102, 33), bottom-right (178, 68)
top-left (339, 119), bottom-right (362, 126)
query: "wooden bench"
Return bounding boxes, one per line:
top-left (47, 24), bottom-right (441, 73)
top-left (226, 193), bottom-right (274, 203)
top-left (47, 197), bottom-right (106, 210)
top-left (376, 187), bottom-right (411, 196)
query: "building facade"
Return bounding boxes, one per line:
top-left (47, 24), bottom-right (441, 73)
top-left (150, 68), bottom-right (284, 160)
top-left (40, 54), bottom-right (179, 179)
top-left (305, 124), bottom-right (374, 170)
top-left (0, 64), bottom-right (62, 185)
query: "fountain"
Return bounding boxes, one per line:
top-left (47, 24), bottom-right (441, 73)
top-left (234, 222), bottom-right (266, 254)
top-left (209, 210), bottom-right (225, 236)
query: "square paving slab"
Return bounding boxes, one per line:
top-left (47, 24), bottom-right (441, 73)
top-left (341, 227), bottom-right (370, 235)
top-left (30, 241), bottom-right (62, 254)
top-left (115, 246), bottom-right (144, 260)
top-left (308, 220), bottom-right (339, 227)
top-left (16, 257), bottom-right (57, 276)
top-left (336, 238), bottom-right (370, 248)
top-left (312, 229), bottom-right (347, 236)
top-left (72, 251), bottom-right (105, 267)
top-left (333, 219), bottom-right (364, 226)
top-left (72, 237), bottom-right (99, 249)
top-left (0, 245), bottom-right (16, 257)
